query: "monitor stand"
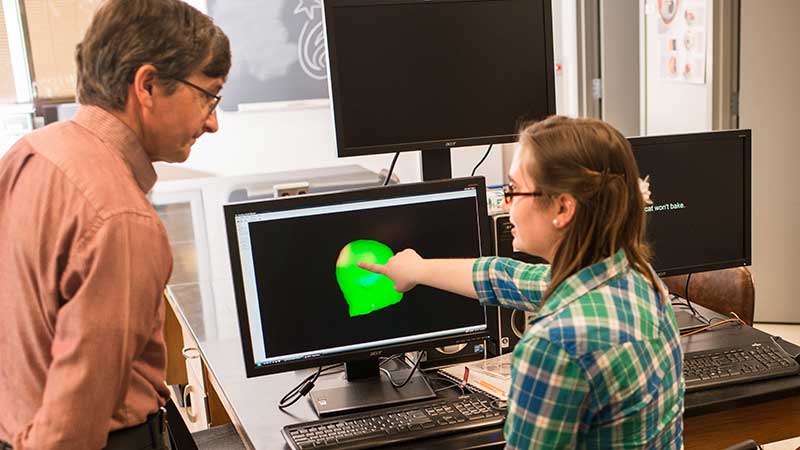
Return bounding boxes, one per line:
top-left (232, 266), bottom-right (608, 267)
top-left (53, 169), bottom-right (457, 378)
top-left (309, 357), bottom-right (436, 417)
top-left (421, 148), bottom-right (453, 181)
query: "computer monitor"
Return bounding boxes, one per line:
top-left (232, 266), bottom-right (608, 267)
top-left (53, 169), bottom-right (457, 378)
top-left (323, 0), bottom-right (556, 180)
top-left (225, 177), bottom-right (492, 415)
top-left (629, 129), bottom-right (752, 277)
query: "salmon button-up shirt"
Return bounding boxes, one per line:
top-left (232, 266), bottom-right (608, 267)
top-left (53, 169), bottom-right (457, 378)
top-left (0, 105), bottom-right (172, 450)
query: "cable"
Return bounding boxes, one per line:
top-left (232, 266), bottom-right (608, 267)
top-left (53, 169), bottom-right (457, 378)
top-left (683, 273), bottom-right (701, 318)
top-left (489, 399), bottom-right (508, 411)
top-left (470, 144), bottom-right (493, 177)
top-left (427, 375), bottom-right (465, 395)
top-left (383, 152), bottom-right (400, 186)
top-left (670, 293), bottom-right (709, 325)
top-left (380, 350), bottom-right (425, 388)
top-left (680, 314), bottom-right (747, 337)
top-left (278, 364), bottom-right (342, 410)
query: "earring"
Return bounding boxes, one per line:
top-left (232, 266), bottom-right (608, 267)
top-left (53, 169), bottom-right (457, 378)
top-left (552, 219), bottom-right (560, 227)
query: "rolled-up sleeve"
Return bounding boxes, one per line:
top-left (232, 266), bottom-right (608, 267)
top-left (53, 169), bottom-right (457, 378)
top-left (13, 212), bottom-right (171, 450)
top-left (472, 257), bottom-right (551, 312)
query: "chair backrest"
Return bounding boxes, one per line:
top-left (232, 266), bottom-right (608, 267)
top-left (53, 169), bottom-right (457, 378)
top-left (662, 267), bottom-right (755, 326)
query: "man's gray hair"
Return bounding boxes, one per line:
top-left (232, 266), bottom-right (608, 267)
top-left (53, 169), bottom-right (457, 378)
top-left (76, 0), bottom-right (231, 111)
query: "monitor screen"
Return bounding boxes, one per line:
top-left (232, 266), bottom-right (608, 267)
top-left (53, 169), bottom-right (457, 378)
top-left (225, 177), bottom-right (492, 379)
top-left (323, 0), bottom-right (556, 157)
top-left (630, 130), bottom-right (752, 277)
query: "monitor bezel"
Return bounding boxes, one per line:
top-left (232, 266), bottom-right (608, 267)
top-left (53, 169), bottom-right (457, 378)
top-left (629, 129), bottom-right (752, 278)
top-left (322, 0), bottom-right (557, 158)
top-left (224, 177), bottom-right (493, 378)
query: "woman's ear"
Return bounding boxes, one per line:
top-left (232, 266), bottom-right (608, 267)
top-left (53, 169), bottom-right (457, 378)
top-left (552, 193), bottom-right (577, 229)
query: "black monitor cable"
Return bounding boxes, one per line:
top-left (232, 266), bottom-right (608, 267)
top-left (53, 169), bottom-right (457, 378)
top-left (278, 363), bottom-right (343, 410)
top-left (383, 152), bottom-right (400, 186)
top-left (683, 274), bottom-right (700, 317)
top-left (670, 274), bottom-right (709, 324)
top-left (380, 350), bottom-right (425, 389)
top-left (471, 144), bottom-right (494, 177)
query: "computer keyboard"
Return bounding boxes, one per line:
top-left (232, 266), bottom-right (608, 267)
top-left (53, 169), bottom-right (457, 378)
top-left (282, 393), bottom-right (505, 450)
top-left (684, 340), bottom-right (800, 392)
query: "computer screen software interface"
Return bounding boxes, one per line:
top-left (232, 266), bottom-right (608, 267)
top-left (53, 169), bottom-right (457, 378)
top-left (632, 132), bottom-right (750, 276)
top-left (232, 188), bottom-right (488, 370)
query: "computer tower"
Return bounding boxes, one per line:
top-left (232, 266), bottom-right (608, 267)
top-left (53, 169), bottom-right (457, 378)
top-left (417, 341), bottom-right (486, 370)
top-left (486, 214), bottom-right (547, 357)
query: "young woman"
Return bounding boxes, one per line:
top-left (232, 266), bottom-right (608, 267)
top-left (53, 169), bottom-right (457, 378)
top-left (360, 116), bottom-right (683, 449)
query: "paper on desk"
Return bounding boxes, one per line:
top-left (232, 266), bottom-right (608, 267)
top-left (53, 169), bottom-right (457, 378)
top-left (439, 353), bottom-right (513, 400)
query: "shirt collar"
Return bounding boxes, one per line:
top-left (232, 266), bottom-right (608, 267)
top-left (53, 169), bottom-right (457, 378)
top-left (72, 105), bottom-right (157, 193)
top-left (538, 249), bottom-right (630, 317)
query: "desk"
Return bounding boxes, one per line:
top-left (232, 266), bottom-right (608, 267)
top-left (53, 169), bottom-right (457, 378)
top-left (153, 175), bottom-right (800, 450)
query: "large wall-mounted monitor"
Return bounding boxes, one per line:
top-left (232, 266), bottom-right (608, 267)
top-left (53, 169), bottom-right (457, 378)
top-left (630, 129), bottom-right (752, 277)
top-left (225, 177), bottom-right (492, 415)
top-left (323, 0), bottom-right (556, 179)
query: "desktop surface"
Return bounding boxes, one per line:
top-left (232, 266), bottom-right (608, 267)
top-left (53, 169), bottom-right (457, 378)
top-left (154, 175), bottom-right (800, 449)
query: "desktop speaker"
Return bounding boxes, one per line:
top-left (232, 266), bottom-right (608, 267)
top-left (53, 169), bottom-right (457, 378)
top-left (486, 214), bottom-right (547, 357)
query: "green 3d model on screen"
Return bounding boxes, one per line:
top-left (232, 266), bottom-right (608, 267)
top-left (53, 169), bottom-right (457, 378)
top-left (336, 240), bottom-right (403, 317)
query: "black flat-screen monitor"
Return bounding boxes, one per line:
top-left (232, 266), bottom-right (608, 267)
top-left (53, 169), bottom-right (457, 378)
top-left (323, 0), bottom-right (556, 179)
top-left (630, 129), bottom-right (752, 277)
top-left (225, 177), bottom-right (491, 415)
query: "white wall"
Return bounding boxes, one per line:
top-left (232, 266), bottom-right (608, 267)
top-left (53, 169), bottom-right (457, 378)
top-left (641, 0), bottom-right (714, 135)
top-left (552, 0), bottom-right (579, 118)
top-left (183, 102), bottom-right (504, 185)
top-left (176, 0), bottom-right (505, 185)
top-left (739, 1), bottom-right (800, 323)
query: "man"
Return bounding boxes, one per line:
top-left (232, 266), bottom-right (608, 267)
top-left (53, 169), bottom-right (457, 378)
top-left (0, 0), bottom-right (231, 448)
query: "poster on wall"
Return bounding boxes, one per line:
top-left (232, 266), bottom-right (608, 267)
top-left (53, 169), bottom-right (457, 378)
top-left (657, 0), bottom-right (706, 84)
top-left (207, 0), bottom-right (330, 111)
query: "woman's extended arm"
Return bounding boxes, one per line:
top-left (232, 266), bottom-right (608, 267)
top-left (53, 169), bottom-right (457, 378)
top-left (358, 249), bottom-right (478, 299)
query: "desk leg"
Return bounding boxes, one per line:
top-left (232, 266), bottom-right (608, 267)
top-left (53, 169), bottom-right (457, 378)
top-left (164, 296), bottom-right (188, 386)
top-left (202, 364), bottom-right (231, 427)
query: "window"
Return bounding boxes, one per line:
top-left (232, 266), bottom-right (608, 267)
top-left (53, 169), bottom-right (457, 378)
top-left (23, 0), bottom-right (101, 101)
top-left (0, 3), bottom-right (17, 103)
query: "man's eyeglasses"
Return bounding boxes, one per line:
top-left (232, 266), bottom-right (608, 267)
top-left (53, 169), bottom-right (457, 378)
top-left (171, 77), bottom-right (221, 116)
top-left (502, 184), bottom-right (543, 202)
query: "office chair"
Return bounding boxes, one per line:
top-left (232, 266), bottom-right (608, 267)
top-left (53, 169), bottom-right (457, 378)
top-left (722, 439), bottom-right (761, 450)
top-left (192, 424), bottom-right (245, 450)
top-left (662, 267), bottom-right (755, 326)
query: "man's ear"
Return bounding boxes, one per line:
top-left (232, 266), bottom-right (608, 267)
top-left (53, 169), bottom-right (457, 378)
top-left (553, 193), bottom-right (577, 229)
top-left (131, 64), bottom-right (158, 109)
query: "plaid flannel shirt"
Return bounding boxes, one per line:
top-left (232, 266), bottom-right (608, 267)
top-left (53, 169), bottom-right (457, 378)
top-left (473, 250), bottom-right (684, 449)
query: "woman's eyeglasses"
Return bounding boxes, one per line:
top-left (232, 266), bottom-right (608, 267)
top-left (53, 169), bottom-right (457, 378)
top-left (502, 184), bottom-right (543, 202)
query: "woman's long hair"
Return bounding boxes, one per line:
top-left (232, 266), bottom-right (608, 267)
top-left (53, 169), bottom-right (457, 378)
top-left (518, 116), bottom-right (663, 300)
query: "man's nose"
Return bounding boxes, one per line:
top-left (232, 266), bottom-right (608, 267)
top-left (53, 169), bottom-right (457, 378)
top-left (204, 109), bottom-right (219, 133)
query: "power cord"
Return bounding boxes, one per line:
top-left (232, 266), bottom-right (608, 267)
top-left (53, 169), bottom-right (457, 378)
top-left (278, 364), bottom-right (343, 410)
top-left (279, 352), bottom-right (426, 410)
top-left (471, 144), bottom-right (493, 177)
top-left (383, 152), bottom-right (400, 186)
top-left (670, 293), bottom-right (710, 325)
top-left (683, 273), bottom-right (701, 318)
top-left (380, 350), bottom-right (425, 388)
top-left (680, 313), bottom-right (747, 337)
